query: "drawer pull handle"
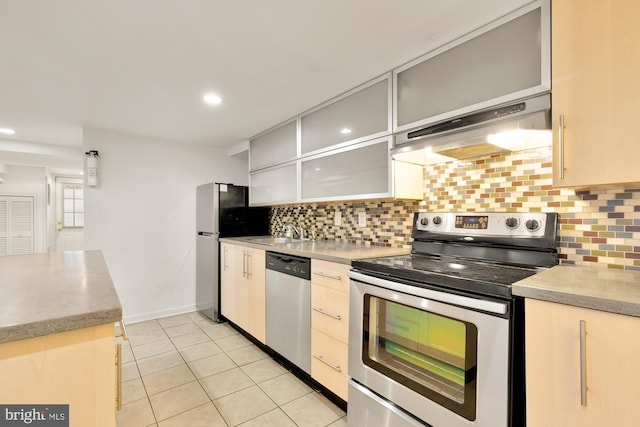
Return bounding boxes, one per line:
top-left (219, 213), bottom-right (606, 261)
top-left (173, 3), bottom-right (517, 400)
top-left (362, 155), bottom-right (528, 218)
top-left (313, 271), bottom-right (341, 280)
top-left (313, 355), bottom-right (342, 372)
top-left (312, 307), bottom-right (342, 320)
top-left (580, 319), bottom-right (587, 406)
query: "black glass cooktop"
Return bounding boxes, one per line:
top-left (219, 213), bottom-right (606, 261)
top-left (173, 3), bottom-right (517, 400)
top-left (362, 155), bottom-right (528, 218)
top-left (352, 253), bottom-right (544, 299)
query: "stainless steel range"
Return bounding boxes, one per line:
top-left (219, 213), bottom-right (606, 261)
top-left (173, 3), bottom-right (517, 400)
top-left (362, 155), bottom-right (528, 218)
top-left (348, 211), bottom-right (558, 427)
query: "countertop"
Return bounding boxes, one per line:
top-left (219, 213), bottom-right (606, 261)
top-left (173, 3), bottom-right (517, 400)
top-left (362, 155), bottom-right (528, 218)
top-left (0, 250), bottom-right (123, 344)
top-left (512, 264), bottom-right (640, 317)
top-left (220, 237), bottom-right (410, 264)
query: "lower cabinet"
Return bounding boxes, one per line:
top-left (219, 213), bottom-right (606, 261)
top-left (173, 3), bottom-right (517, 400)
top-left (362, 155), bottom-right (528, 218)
top-left (0, 323), bottom-right (116, 427)
top-left (310, 259), bottom-right (351, 400)
top-left (221, 244), bottom-right (352, 401)
top-left (525, 298), bottom-right (640, 427)
top-left (220, 242), bottom-right (236, 321)
top-left (220, 243), bottom-right (266, 344)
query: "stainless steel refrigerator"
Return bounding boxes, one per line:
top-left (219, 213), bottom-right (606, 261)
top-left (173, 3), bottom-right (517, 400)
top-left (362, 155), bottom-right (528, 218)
top-left (196, 183), bottom-right (270, 321)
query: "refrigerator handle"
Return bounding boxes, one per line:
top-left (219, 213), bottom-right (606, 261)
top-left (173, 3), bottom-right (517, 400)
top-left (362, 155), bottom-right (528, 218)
top-left (197, 231), bottom-right (220, 237)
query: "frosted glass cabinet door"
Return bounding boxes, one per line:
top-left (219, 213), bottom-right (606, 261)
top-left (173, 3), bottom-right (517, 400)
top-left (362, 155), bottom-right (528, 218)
top-left (301, 77), bottom-right (389, 155)
top-left (395, 5), bottom-right (548, 129)
top-left (301, 139), bottom-right (390, 200)
top-left (250, 120), bottom-right (297, 171)
top-left (250, 163), bottom-right (297, 206)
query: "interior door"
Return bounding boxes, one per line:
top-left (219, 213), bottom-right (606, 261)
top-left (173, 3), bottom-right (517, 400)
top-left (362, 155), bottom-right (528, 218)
top-left (55, 177), bottom-right (84, 251)
top-left (0, 195), bottom-right (34, 255)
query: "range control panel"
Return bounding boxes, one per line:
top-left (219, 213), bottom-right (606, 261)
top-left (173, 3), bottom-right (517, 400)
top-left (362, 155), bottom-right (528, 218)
top-left (415, 212), bottom-right (549, 237)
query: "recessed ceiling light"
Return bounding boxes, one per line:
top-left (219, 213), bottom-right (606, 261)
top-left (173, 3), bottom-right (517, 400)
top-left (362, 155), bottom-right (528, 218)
top-left (0, 128), bottom-right (15, 135)
top-left (340, 128), bottom-right (352, 134)
top-left (203, 93), bottom-right (222, 106)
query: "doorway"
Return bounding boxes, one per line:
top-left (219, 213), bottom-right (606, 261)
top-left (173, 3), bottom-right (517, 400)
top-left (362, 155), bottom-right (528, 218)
top-left (0, 195), bottom-right (34, 255)
top-left (54, 177), bottom-right (84, 251)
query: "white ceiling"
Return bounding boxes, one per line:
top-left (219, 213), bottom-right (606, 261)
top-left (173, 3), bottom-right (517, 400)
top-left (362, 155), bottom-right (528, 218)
top-left (0, 0), bottom-right (532, 152)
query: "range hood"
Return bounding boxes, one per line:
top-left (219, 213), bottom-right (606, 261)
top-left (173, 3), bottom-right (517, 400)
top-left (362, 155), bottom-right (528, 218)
top-left (391, 94), bottom-right (551, 165)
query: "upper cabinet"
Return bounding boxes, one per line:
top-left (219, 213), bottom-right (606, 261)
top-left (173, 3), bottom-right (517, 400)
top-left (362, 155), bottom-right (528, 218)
top-left (300, 75), bottom-right (391, 156)
top-left (552, 0), bottom-right (640, 188)
top-left (300, 138), bottom-right (391, 201)
top-left (250, 137), bottom-right (422, 206)
top-left (394, 1), bottom-right (550, 133)
top-left (247, 1), bottom-right (555, 205)
top-left (250, 120), bottom-right (297, 171)
top-left (249, 162), bottom-right (298, 206)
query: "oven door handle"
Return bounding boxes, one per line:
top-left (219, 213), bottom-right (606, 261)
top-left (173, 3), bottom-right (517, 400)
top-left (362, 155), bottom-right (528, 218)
top-left (349, 270), bottom-right (508, 315)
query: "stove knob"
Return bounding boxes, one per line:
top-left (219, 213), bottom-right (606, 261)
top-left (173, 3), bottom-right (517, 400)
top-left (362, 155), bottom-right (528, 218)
top-left (505, 217), bottom-right (519, 229)
top-left (420, 217), bottom-right (428, 226)
top-left (525, 219), bottom-right (540, 232)
top-left (432, 216), bottom-right (442, 226)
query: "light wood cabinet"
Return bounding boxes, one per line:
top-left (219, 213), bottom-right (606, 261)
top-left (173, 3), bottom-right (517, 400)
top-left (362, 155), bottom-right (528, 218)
top-left (220, 242), bottom-right (236, 321)
top-left (552, 0), bottom-right (640, 188)
top-left (525, 298), bottom-right (640, 427)
top-left (247, 247), bottom-right (266, 343)
top-left (0, 323), bottom-right (116, 427)
top-left (221, 243), bottom-right (267, 343)
top-left (310, 259), bottom-right (350, 400)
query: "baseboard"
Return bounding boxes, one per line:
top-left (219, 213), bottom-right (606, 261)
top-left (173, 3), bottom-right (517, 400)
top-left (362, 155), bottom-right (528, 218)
top-left (123, 304), bottom-right (198, 325)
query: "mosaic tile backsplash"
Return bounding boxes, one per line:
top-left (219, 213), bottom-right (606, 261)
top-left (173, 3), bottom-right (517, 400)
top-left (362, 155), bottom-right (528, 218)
top-left (270, 145), bottom-right (640, 270)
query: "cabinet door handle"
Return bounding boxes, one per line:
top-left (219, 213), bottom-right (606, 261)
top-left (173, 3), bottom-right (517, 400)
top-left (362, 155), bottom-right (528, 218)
top-left (580, 319), bottom-right (587, 406)
top-left (115, 320), bottom-right (129, 341)
top-left (313, 271), bottom-right (341, 281)
top-left (223, 247), bottom-right (228, 271)
top-left (313, 355), bottom-right (342, 372)
top-left (116, 343), bottom-right (122, 410)
top-left (559, 114), bottom-right (566, 179)
top-left (242, 251), bottom-right (247, 278)
top-left (246, 252), bottom-right (252, 278)
top-left (312, 307), bottom-right (342, 320)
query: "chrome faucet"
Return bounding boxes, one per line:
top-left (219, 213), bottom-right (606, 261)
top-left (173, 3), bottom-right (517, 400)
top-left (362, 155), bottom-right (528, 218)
top-left (284, 223), bottom-right (304, 239)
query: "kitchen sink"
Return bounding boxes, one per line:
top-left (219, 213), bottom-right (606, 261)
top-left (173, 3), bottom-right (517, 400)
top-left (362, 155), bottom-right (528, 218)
top-left (247, 236), bottom-right (311, 245)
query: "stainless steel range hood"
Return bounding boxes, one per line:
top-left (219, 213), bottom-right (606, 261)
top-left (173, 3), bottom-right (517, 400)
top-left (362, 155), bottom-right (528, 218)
top-left (391, 94), bottom-right (551, 165)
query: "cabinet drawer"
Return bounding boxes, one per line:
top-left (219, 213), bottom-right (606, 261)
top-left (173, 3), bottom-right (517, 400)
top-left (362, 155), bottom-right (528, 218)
top-left (311, 284), bottom-right (349, 344)
top-left (311, 259), bottom-right (350, 293)
top-left (311, 329), bottom-right (349, 401)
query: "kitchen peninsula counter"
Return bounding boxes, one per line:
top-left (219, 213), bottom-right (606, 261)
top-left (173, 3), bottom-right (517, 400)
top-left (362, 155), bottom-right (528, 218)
top-left (221, 236), bottom-right (410, 264)
top-left (0, 250), bottom-right (121, 426)
top-left (513, 264), bottom-right (640, 317)
top-left (0, 250), bottom-right (122, 344)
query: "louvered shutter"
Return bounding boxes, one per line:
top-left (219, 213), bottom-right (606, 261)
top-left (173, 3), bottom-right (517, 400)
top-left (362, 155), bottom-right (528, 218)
top-left (0, 196), bottom-right (34, 256)
top-left (9, 197), bottom-right (33, 255)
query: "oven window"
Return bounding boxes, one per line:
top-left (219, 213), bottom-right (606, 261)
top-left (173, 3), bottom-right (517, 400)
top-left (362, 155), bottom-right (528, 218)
top-left (363, 295), bottom-right (478, 421)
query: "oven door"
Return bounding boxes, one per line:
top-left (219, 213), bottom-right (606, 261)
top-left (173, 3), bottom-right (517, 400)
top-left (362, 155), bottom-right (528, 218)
top-left (349, 270), bottom-right (511, 427)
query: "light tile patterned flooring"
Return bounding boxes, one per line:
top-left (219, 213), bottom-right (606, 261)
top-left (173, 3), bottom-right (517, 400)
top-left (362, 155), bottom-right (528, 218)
top-left (116, 311), bottom-right (347, 427)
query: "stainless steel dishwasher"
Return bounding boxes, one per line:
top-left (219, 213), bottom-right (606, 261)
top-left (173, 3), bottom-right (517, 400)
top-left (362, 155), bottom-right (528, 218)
top-left (265, 251), bottom-right (311, 374)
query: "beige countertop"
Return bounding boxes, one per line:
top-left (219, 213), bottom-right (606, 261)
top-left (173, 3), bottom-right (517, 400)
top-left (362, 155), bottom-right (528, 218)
top-left (0, 250), bottom-right (123, 344)
top-left (512, 264), bottom-right (640, 317)
top-left (220, 236), bottom-right (410, 264)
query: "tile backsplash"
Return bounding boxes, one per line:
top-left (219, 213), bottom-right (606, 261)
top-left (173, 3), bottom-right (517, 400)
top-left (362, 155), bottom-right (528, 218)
top-left (270, 145), bottom-right (640, 270)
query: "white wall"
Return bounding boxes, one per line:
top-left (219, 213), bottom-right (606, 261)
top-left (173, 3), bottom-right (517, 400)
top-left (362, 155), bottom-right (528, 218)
top-left (83, 128), bottom-right (249, 323)
top-left (0, 165), bottom-right (47, 253)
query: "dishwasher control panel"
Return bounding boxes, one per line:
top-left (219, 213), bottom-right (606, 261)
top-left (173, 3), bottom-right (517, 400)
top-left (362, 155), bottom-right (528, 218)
top-left (266, 252), bottom-right (311, 280)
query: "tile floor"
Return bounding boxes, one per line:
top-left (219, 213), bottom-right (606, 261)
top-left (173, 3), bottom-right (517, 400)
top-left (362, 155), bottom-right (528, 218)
top-left (116, 311), bottom-right (347, 427)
